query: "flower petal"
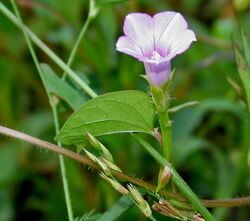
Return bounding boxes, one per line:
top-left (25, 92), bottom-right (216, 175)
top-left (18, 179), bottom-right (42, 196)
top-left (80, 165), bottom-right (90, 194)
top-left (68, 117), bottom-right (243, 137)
top-left (144, 60), bottom-right (171, 86)
top-left (168, 29), bottom-right (196, 55)
top-left (153, 12), bottom-right (194, 57)
top-left (116, 36), bottom-right (144, 60)
top-left (123, 13), bottom-right (154, 57)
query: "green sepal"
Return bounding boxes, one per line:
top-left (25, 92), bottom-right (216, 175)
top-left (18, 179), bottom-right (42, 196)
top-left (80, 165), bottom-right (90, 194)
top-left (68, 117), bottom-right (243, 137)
top-left (150, 69), bottom-right (175, 113)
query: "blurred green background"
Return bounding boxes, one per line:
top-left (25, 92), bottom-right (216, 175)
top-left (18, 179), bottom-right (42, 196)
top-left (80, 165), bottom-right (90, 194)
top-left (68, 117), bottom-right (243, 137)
top-left (0, 0), bottom-right (250, 220)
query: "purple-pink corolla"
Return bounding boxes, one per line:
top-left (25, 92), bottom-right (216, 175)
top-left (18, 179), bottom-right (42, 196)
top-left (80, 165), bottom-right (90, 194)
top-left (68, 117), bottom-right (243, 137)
top-left (116, 11), bottom-right (196, 86)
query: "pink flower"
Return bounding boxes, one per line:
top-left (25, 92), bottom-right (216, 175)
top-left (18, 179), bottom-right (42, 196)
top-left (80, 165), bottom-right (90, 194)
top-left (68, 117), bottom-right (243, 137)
top-left (116, 11), bottom-right (196, 86)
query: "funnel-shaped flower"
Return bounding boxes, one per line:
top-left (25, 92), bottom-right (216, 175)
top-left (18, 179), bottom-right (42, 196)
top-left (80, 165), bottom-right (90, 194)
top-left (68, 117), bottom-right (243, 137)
top-left (116, 11), bottom-right (196, 86)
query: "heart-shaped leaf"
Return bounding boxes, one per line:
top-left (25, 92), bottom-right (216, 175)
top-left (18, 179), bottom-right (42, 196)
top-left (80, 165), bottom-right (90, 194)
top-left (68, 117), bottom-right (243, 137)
top-left (56, 90), bottom-right (155, 144)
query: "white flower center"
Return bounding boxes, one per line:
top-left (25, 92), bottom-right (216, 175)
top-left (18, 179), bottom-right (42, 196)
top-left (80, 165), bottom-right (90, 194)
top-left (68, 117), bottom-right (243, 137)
top-left (151, 51), bottom-right (162, 64)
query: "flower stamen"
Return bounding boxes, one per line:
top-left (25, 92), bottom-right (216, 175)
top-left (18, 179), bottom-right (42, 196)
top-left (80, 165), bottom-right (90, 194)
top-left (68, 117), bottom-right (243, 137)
top-left (151, 51), bottom-right (162, 64)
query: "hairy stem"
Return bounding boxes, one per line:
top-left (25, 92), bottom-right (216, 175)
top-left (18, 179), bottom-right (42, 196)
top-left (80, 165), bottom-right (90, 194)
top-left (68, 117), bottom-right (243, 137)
top-left (150, 86), bottom-right (172, 162)
top-left (0, 125), bottom-right (177, 200)
top-left (1, 125), bottom-right (250, 209)
top-left (203, 197), bottom-right (250, 208)
top-left (158, 111), bottom-right (172, 161)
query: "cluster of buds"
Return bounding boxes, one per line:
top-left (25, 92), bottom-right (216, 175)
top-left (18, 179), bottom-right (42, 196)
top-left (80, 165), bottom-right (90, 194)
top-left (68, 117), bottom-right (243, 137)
top-left (84, 131), bottom-right (122, 173)
top-left (83, 148), bottom-right (112, 176)
top-left (85, 133), bottom-right (154, 219)
top-left (83, 133), bottom-right (127, 193)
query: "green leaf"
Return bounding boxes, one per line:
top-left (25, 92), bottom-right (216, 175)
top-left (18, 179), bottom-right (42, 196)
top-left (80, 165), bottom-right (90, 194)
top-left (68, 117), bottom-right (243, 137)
top-left (40, 63), bottom-right (87, 110)
top-left (97, 195), bottom-right (133, 221)
top-left (56, 90), bottom-right (155, 145)
top-left (168, 101), bottom-right (199, 113)
top-left (74, 209), bottom-right (101, 221)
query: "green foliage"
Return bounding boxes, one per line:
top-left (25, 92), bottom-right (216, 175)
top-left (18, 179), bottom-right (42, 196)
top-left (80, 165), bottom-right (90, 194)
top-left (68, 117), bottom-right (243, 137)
top-left (74, 210), bottom-right (101, 221)
top-left (97, 195), bottom-right (133, 221)
top-left (56, 90), bottom-right (155, 144)
top-left (172, 98), bottom-right (245, 167)
top-left (40, 63), bottom-right (87, 109)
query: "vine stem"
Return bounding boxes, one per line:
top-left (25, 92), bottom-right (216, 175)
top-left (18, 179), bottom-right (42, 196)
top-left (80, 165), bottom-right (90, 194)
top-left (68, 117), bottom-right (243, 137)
top-left (62, 16), bottom-right (92, 80)
top-left (51, 102), bottom-right (74, 221)
top-left (150, 86), bottom-right (172, 162)
top-left (0, 2), bottom-right (97, 98)
top-left (132, 133), bottom-right (215, 221)
top-left (151, 85), bottom-right (175, 195)
top-left (1, 125), bottom-right (250, 208)
top-left (158, 111), bottom-right (172, 161)
top-left (9, 1), bottom-right (74, 220)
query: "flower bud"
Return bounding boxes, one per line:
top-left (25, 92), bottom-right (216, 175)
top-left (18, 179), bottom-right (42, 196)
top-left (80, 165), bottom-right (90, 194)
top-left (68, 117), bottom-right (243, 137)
top-left (83, 148), bottom-right (97, 162)
top-left (96, 157), bottom-right (112, 176)
top-left (100, 172), bottom-right (129, 195)
top-left (86, 132), bottom-right (113, 162)
top-left (100, 157), bottom-right (122, 172)
top-left (156, 166), bottom-right (171, 193)
top-left (83, 148), bottom-right (112, 176)
top-left (127, 184), bottom-right (152, 217)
